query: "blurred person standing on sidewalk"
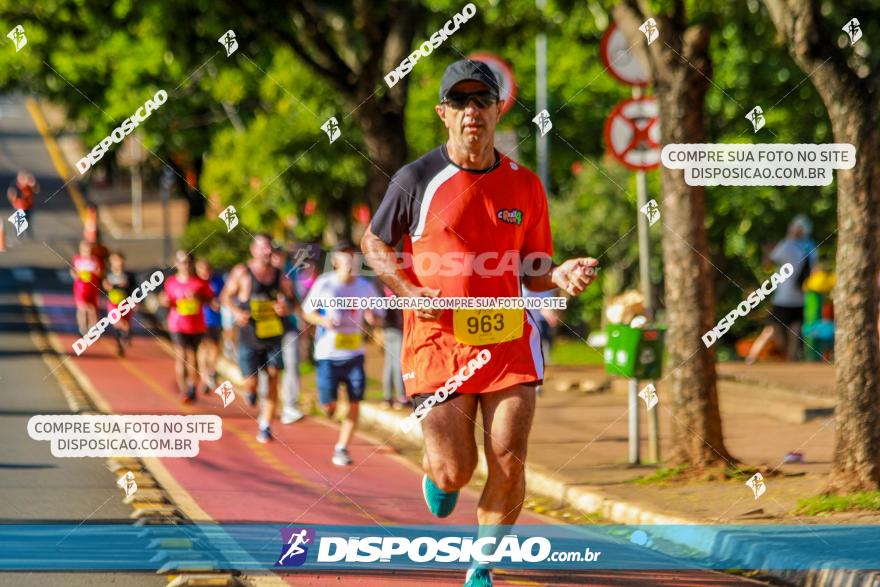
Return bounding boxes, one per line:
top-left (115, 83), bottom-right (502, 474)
top-left (380, 285), bottom-right (408, 410)
top-left (746, 215), bottom-right (819, 363)
top-left (302, 241), bottom-right (383, 466)
top-left (195, 258), bottom-right (224, 391)
top-left (162, 250), bottom-right (214, 402)
top-left (71, 240), bottom-right (103, 336)
top-left (221, 234), bottom-right (298, 443)
top-left (294, 253), bottom-right (319, 366)
top-left (7, 170), bottom-right (39, 239)
top-left (278, 245), bottom-right (307, 424)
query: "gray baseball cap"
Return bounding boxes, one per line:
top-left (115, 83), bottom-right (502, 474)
top-left (439, 59), bottom-right (500, 102)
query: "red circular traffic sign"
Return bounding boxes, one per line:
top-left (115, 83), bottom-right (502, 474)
top-left (468, 52), bottom-right (517, 115)
top-left (600, 23), bottom-right (650, 87)
top-left (604, 97), bottom-right (660, 170)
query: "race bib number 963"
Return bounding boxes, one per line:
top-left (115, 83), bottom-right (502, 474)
top-left (453, 309), bottom-right (523, 346)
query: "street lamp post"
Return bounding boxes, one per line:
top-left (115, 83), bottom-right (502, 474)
top-left (536, 0), bottom-right (549, 194)
top-left (160, 168), bottom-right (175, 266)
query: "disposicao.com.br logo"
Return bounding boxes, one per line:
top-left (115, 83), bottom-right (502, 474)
top-left (276, 530), bottom-right (601, 566)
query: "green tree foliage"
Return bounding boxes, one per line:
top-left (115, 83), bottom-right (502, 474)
top-left (0, 0), bottom-right (866, 343)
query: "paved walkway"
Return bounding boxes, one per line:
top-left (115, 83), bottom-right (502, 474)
top-left (717, 362), bottom-right (835, 398)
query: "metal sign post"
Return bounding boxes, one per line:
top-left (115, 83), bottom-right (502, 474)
top-left (628, 378), bottom-right (640, 464)
top-left (602, 26), bottom-right (661, 464)
top-left (160, 168), bottom-right (175, 266)
top-left (631, 86), bottom-right (660, 464)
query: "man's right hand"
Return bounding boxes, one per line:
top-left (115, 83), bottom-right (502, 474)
top-left (402, 285), bottom-right (442, 321)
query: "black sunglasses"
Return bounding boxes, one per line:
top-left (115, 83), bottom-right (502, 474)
top-left (442, 91), bottom-right (498, 110)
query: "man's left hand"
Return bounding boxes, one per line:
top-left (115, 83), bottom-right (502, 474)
top-left (552, 258), bottom-right (599, 296)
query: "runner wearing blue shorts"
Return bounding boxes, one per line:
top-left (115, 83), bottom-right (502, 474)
top-left (302, 241), bottom-right (383, 466)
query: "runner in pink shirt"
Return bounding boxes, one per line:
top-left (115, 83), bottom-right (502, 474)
top-left (71, 240), bottom-right (104, 337)
top-left (162, 250), bottom-right (214, 402)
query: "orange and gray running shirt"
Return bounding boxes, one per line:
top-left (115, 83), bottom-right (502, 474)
top-left (370, 144), bottom-right (553, 396)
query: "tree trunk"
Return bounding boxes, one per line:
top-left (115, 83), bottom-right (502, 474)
top-left (351, 95), bottom-right (409, 211)
top-left (764, 0), bottom-right (880, 492)
top-left (615, 3), bottom-right (733, 467)
top-left (829, 115), bottom-right (880, 491)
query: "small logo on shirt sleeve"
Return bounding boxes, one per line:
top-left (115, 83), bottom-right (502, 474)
top-left (497, 208), bottom-right (523, 226)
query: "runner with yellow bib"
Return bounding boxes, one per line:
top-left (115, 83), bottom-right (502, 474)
top-left (302, 241), bottom-right (384, 467)
top-left (102, 252), bottom-right (135, 356)
top-left (221, 234), bottom-right (298, 444)
top-left (162, 250), bottom-right (215, 403)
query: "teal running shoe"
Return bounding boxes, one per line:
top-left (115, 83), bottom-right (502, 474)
top-left (464, 567), bottom-right (493, 586)
top-left (422, 474), bottom-right (459, 518)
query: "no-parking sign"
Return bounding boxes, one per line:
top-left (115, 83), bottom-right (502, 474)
top-left (600, 23), bottom-right (650, 87)
top-left (604, 97), bottom-right (660, 170)
top-left (468, 52), bottom-right (516, 115)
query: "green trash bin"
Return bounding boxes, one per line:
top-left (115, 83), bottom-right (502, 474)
top-left (603, 324), bottom-right (666, 379)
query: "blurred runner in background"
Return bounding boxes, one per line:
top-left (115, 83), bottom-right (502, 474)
top-left (71, 240), bottom-right (103, 336)
top-left (196, 258), bottom-right (225, 392)
top-left (102, 252), bottom-right (134, 356)
top-left (162, 250), bottom-right (214, 402)
top-left (380, 285), bottom-right (407, 410)
top-left (302, 241), bottom-right (383, 466)
top-left (522, 284), bottom-right (559, 364)
top-left (7, 170), bottom-right (39, 239)
top-left (222, 234), bottom-right (297, 443)
top-left (280, 245), bottom-right (305, 424)
top-left (294, 252), bottom-right (319, 366)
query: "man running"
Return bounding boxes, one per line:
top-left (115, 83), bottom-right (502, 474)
top-left (301, 241), bottom-right (383, 466)
top-left (221, 234), bottom-right (297, 443)
top-left (361, 60), bottom-right (598, 587)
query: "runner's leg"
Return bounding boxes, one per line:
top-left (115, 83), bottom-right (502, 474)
top-left (317, 359), bottom-right (339, 417)
top-left (337, 356), bottom-right (365, 448)
top-left (338, 401), bottom-right (359, 447)
top-left (280, 330), bottom-right (301, 419)
top-left (188, 338), bottom-right (203, 392)
top-left (477, 384), bottom-right (535, 526)
top-left (259, 366), bottom-right (280, 428)
top-left (86, 303), bottom-right (97, 332)
top-left (420, 393), bottom-right (479, 492)
top-left (75, 304), bottom-right (87, 335)
top-left (238, 342), bottom-right (260, 406)
top-left (173, 342), bottom-right (187, 394)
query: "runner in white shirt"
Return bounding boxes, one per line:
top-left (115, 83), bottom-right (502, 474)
top-left (302, 241), bottom-right (384, 466)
